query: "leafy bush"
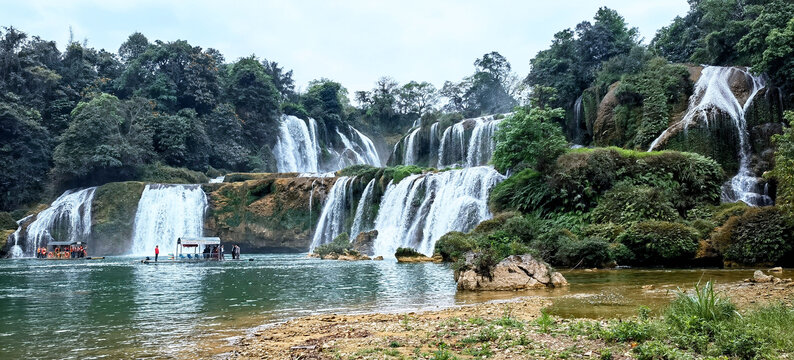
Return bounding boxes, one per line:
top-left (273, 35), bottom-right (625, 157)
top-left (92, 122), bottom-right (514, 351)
top-left (723, 207), bottom-right (794, 265)
top-left (280, 102), bottom-right (309, 119)
top-left (395, 247), bottom-right (424, 257)
top-left (488, 169), bottom-right (552, 213)
top-left (435, 231), bottom-right (475, 262)
top-left (554, 237), bottom-right (613, 268)
top-left (618, 221), bottom-right (699, 264)
top-left (769, 111), bottom-right (794, 210)
top-left (581, 223), bottom-right (625, 242)
top-left (313, 233), bottom-right (352, 256)
top-left (0, 212), bottom-right (17, 230)
top-left (137, 162), bottom-right (209, 184)
top-left (591, 183), bottom-right (679, 224)
top-left (493, 107), bottom-right (568, 173)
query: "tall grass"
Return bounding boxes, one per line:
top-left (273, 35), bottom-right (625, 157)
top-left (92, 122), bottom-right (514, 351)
top-left (667, 280), bottom-right (737, 324)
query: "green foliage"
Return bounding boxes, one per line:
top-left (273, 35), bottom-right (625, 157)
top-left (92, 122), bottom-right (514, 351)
top-left (769, 112), bottom-right (794, 211)
top-left (312, 232), bottom-right (352, 256)
top-left (136, 163), bottom-right (208, 184)
top-left (435, 231), bottom-right (475, 262)
top-left (526, 7), bottom-right (639, 110)
top-left (394, 247), bottom-right (424, 257)
top-left (488, 169), bottom-right (551, 213)
top-left (492, 107), bottom-right (568, 172)
top-left (550, 148), bottom-right (723, 214)
top-left (91, 181), bottom-right (145, 254)
top-left (618, 221), bottom-right (699, 264)
top-left (224, 56), bottom-right (280, 148)
top-left (591, 183), bottom-right (679, 224)
top-left (723, 206), bottom-right (794, 265)
top-left (667, 281), bottom-right (736, 326)
top-left (53, 94), bottom-right (153, 188)
top-left (554, 236), bottom-right (613, 268)
top-left (0, 102), bottom-right (52, 210)
top-left (0, 212), bottom-right (16, 230)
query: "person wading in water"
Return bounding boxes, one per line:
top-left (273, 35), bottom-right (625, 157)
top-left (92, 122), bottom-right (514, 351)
top-left (155, 245), bottom-right (160, 262)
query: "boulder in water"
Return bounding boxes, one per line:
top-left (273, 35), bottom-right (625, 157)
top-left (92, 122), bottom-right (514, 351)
top-left (351, 230), bottom-right (378, 256)
top-left (753, 270), bottom-right (774, 283)
top-left (455, 253), bottom-right (568, 291)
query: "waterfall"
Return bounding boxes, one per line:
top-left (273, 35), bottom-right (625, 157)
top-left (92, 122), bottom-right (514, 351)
top-left (8, 215), bottom-right (34, 258)
top-left (273, 115), bottom-right (321, 173)
top-left (209, 176), bottom-right (225, 184)
top-left (429, 122), bottom-right (439, 158)
top-left (371, 166), bottom-right (505, 257)
top-left (647, 66), bottom-right (771, 206)
top-left (350, 179), bottom-right (376, 240)
top-left (352, 127), bottom-right (382, 167)
top-left (571, 95), bottom-right (585, 145)
top-left (130, 184), bottom-right (208, 255)
top-left (22, 188), bottom-right (96, 257)
top-left (309, 177), bottom-right (356, 251)
top-left (437, 115), bottom-right (502, 168)
top-left (403, 128), bottom-right (421, 165)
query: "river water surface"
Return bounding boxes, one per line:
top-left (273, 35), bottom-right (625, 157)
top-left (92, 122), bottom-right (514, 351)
top-left (0, 254), bottom-right (759, 359)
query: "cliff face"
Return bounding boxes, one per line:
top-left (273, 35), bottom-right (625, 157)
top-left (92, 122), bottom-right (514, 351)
top-left (91, 181), bottom-right (145, 255)
top-left (204, 175), bottom-right (337, 253)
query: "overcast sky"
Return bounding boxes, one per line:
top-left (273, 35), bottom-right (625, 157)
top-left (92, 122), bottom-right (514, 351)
top-left (1, 0), bottom-right (690, 93)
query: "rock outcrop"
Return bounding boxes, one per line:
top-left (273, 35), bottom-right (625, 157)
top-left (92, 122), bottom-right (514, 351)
top-left (351, 230), bottom-right (378, 256)
top-left (455, 253), bottom-right (568, 291)
top-left (205, 175), bottom-right (337, 252)
top-left (396, 253), bottom-right (443, 263)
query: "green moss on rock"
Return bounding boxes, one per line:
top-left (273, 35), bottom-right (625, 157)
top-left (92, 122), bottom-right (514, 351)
top-left (91, 181), bottom-right (145, 255)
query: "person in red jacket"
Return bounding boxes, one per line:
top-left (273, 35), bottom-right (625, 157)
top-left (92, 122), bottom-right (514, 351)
top-left (155, 245), bottom-right (159, 262)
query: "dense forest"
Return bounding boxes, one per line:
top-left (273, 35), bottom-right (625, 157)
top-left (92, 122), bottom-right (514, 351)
top-left (2, 0), bottom-right (794, 226)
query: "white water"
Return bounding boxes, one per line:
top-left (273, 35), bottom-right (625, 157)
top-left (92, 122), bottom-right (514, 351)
top-left (309, 177), bottom-right (356, 251)
top-left (370, 166), bottom-right (505, 257)
top-left (209, 176), bottom-right (225, 184)
top-left (571, 95), bottom-right (585, 145)
top-left (273, 115), bottom-right (321, 173)
top-left (647, 66), bottom-right (771, 206)
top-left (350, 179), bottom-right (376, 241)
top-left (274, 115), bottom-right (381, 173)
top-left (22, 188), bottom-right (96, 257)
top-left (437, 115), bottom-right (502, 168)
top-left (8, 215), bottom-right (33, 258)
top-left (130, 184), bottom-right (208, 255)
top-left (403, 128), bottom-right (421, 165)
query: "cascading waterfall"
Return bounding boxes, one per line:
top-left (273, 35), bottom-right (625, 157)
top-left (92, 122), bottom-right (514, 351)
top-left (648, 66), bottom-right (771, 206)
top-left (8, 215), bottom-right (33, 258)
top-left (309, 177), bottom-right (356, 251)
top-left (571, 95), bottom-right (586, 145)
top-left (208, 176), bottom-right (225, 183)
top-left (273, 115), bottom-right (321, 173)
top-left (371, 167), bottom-right (505, 257)
top-left (274, 114), bottom-right (380, 173)
top-left (403, 128), bottom-right (421, 165)
top-left (350, 179), bottom-right (376, 240)
top-left (437, 115), bottom-right (502, 168)
top-left (130, 184), bottom-right (207, 255)
top-left (22, 188), bottom-right (97, 257)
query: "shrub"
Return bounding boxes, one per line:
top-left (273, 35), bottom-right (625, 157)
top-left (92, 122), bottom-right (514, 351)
top-left (435, 231), bottom-right (475, 262)
top-left (554, 237), bottom-right (613, 268)
top-left (313, 232), bottom-right (352, 256)
top-left (0, 212), bottom-right (17, 230)
top-left (591, 183), bottom-right (679, 224)
top-left (395, 247), bottom-right (424, 257)
top-left (723, 207), bottom-right (794, 265)
top-left (581, 223), bottom-right (625, 242)
top-left (618, 221), bottom-right (699, 264)
top-left (488, 169), bottom-right (552, 213)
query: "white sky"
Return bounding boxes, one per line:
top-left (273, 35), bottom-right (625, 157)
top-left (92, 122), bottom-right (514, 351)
top-left (0, 0), bottom-right (690, 94)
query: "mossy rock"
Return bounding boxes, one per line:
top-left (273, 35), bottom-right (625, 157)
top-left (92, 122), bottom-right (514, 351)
top-left (91, 181), bottom-right (146, 255)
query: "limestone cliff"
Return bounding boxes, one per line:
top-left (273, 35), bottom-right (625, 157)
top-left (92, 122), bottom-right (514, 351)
top-left (204, 175), bottom-right (336, 252)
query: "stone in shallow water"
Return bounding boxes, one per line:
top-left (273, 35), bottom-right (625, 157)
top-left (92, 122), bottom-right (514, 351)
top-left (456, 253), bottom-right (568, 291)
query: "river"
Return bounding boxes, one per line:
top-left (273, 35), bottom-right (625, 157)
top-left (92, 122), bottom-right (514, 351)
top-left (0, 254), bottom-right (760, 359)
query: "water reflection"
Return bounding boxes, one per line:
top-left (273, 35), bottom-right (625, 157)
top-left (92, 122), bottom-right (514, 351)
top-left (0, 256), bottom-right (767, 359)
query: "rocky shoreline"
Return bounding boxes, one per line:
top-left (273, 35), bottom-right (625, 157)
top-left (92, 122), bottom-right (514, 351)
top-left (225, 274), bottom-right (792, 360)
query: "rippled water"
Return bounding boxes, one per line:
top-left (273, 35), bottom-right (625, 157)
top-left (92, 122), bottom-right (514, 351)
top-left (0, 255), bottom-right (763, 359)
top-left (0, 255), bottom-right (459, 359)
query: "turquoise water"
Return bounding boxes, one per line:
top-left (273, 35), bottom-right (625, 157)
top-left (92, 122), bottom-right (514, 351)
top-left (0, 255), bottom-right (460, 359)
top-left (0, 255), bottom-right (762, 359)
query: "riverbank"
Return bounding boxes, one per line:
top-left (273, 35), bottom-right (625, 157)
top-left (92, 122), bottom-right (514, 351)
top-left (228, 275), bottom-right (794, 359)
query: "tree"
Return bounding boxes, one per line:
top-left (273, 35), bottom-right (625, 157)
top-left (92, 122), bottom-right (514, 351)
top-left (262, 59), bottom-right (296, 101)
top-left (53, 94), bottom-right (152, 187)
top-left (146, 108), bottom-right (210, 169)
top-left (118, 32), bottom-right (149, 63)
top-left (493, 106), bottom-right (567, 173)
top-left (752, 15), bottom-right (794, 93)
top-left (395, 81), bottom-right (438, 118)
top-left (474, 51), bottom-right (512, 85)
top-left (0, 102), bottom-right (51, 210)
top-left (224, 56), bottom-right (280, 147)
top-left (203, 103), bottom-right (249, 171)
top-left (769, 111), bottom-right (794, 210)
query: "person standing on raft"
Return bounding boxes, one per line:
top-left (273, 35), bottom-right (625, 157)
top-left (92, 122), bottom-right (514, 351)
top-left (154, 245), bottom-right (159, 262)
